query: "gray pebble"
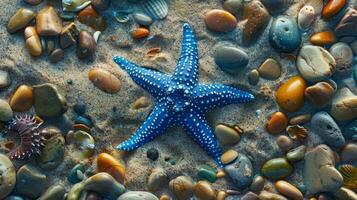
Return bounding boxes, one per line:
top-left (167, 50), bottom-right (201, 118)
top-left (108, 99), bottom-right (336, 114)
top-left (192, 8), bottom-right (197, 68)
top-left (117, 191), bottom-right (159, 200)
top-left (16, 164), bottom-right (47, 199)
top-left (214, 46), bottom-right (249, 73)
top-left (224, 154), bottom-right (253, 189)
top-left (133, 13), bottom-right (153, 26)
top-left (329, 42), bottom-right (353, 77)
top-left (0, 99), bottom-right (13, 122)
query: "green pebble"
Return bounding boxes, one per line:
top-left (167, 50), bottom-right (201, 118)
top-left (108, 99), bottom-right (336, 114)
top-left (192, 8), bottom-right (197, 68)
top-left (68, 164), bottom-right (85, 184)
top-left (261, 157), bottom-right (293, 180)
top-left (197, 165), bottom-right (217, 183)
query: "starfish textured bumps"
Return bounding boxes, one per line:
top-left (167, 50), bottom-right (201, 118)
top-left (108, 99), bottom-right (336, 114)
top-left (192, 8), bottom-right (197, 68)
top-left (113, 23), bottom-right (254, 167)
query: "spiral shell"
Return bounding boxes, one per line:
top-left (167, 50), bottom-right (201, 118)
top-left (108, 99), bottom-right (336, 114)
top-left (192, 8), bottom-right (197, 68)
top-left (287, 125), bottom-right (308, 140)
top-left (142, 0), bottom-right (168, 20)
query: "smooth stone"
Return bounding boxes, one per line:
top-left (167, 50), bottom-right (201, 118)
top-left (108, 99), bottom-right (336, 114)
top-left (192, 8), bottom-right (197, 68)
top-left (322, 0), bottom-right (346, 19)
top-left (335, 8), bottom-right (357, 37)
top-left (77, 31), bottom-right (96, 59)
top-left (331, 87), bottom-right (357, 121)
top-left (97, 153), bottom-right (125, 184)
top-left (221, 149), bottom-right (239, 165)
top-left (24, 26), bottom-right (42, 57)
top-left (214, 124), bottom-right (241, 145)
top-left (287, 145), bottom-right (306, 162)
top-left (242, 0), bottom-right (270, 45)
top-left (77, 5), bottom-right (107, 31)
top-left (37, 134), bottom-right (65, 170)
top-left (131, 27), bottom-right (150, 39)
top-left (7, 8), bottom-right (35, 33)
top-left (259, 190), bottom-right (288, 200)
top-left (133, 13), bottom-right (153, 26)
top-left (269, 16), bottom-right (301, 53)
top-left (0, 154), bottom-right (16, 199)
top-left (310, 31), bottom-right (336, 46)
top-left (146, 147), bottom-right (159, 161)
top-left (49, 49), bottom-right (64, 63)
top-left (16, 165), bottom-right (47, 198)
top-left (304, 145), bottom-right (343, 194)
top-left (311, 112), bottom-right (345, 147)
top-left (275, 76), bottom-right (306, 112)
top-left (354, 65), bottom-right (357, 83)
top-left (329, 42), bottom-right (353, 76)
top-left (267, 112), bottom-right (288, 134)
top-left (333, 187), bottom-right (357, 200)
top-left (248, 69), bottom-right (259, 85)
top-left (38, 184), bottom-right (65, 200)
top-left (250, 175), bottom-right (265, 192)
top-left (241, 191), bottom-right (259, 200)
top-left (91, 0), bottom-right (111, 11)
top-left (297, 45), bottom-right (336, 82)
top-left (298, 5), bottom-right (316, 31)
top-left (214, 46), bottom-right (249, 73)
top-left (289, 114), bottom-right (311, 125)
top-left (194, 181), bottom-right (216, 200)
top-left (33, 83), bottom-right (68, 117)
top-left (258, 58), bottom-right (281, 80)
top-left (86, 192), bottom-right (103, 200)
top-left (60, 22), bottom-right (79, 49)
top-left (260, 0), bottom-right (291, 14)
top-left (88, 68), bottom-right (121, 94)
top-left (341, 143), bottom-right (357, 163)
top-left (0, 99), bottom-right (13, 122)
top-left (224, 154), bottom-right (253, 189)
top-left (261, 157), bottom-right (293, 180)
top-left (197, 165), bottom-right (217, 183)
top-left (84, 173), bottom-right (126, 199)
top-left (147, 168), bottom-right (168, 191)
top-left (36, 6), bottom-right (62, 36)
top-left (275, 180), bottom-right (303, 200)
top-left (10, 85), bottom-right (33, 112)
top-left (216, 191), bottom-right (227, 200)
top-left (204, 9), bottom-right (237, 32)
top-left (73, 101), bottom-right (86, 115)
top-left (305, 81), bottom-right (335, 107)
top-left (169, 176), bottom-right (195, 200)
top-left (276, 135), bottom-right (293, 152)
top-left (68, 164), bottom-right (85, 184)
top-left (223, 0), bottom-right (243, 16)
top-left (118, 191), bottom-right (159, 200)
top-left (0, 70), bottom-right (10, 88)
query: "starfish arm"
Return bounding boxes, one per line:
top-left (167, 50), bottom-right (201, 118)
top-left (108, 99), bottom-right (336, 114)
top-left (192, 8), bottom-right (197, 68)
top-left (172, 23), bottom-right (199, 87)
top-left (182, 112), bottom-right (223, 167)
top-left (117, 100), bottom-right (172, 151)
top-left (193, 84), bottom-right (254, 111)
top-left (114, 56), bottom-right (171, 97)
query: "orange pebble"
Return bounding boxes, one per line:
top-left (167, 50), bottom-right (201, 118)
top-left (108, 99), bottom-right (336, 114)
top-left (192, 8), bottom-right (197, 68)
top-left (267, 112), bottom-right (288, 134)
top-left (132, 27), bottom-right (150, 39)
top-left (275, 76), bottom-right (307, 112)
top-left (159, 195), bottom-right (171, 200)
top-left (310, 31), bottom-right (336, 46)
top-left (10, 85), bottom-right (33, 112)
top-left (97, 153), bottom-right (125, 183)
top-left (322, 0), bottom-right (346, 19)
top-left (204, 9), bottom-right (237, 32)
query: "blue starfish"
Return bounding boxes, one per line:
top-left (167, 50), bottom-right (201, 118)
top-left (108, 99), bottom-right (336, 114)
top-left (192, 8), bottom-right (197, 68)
top-left (113, 23), bottom-right (254, 167)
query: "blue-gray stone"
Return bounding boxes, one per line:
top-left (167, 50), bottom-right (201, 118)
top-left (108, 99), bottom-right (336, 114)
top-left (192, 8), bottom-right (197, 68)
top-left (214, 46), bottom-right (249, 73)
top-left (311, 112), bottom-right (345, 147)
top-left (133, 13), bottom-right (153, 26)
top-left (269, 16), bottom-right (301, 53)
top-left (224, 154), bottom-right (253, 189)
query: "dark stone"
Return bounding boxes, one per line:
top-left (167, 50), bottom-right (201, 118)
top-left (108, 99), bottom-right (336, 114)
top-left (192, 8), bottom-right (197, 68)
top-left (335, 8), bottom-right (357, 38)
top-left (147, 147), bottom-right (159, 161)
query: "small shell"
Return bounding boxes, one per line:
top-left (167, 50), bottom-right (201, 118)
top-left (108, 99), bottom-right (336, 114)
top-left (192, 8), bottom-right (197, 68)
top-left (338, 164), bottom-right (357, 191)
top-left (298, 5), bottom-right (316, 31)
top-left (142, 0), bottom-right (168, 20)
top-left (112, 11), bottom-right (130, 23)
top-left (287, 125), bottom-right (308, 140)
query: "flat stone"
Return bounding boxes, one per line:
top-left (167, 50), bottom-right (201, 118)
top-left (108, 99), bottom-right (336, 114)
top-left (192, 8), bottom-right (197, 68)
top-left (286, 145), bottom-right (306, 162)
top-left (331, 87), bottom-right (357, 121)
top-left (214, 46), bottom-right (249, 73)
top-left (16, 164), bottom-right (47, 198)
top-left (335, 8), bottom-right (357, 37)
top-left (341, 143), bottom-right (357, 163)
top-left (118, 191), bottom-right (159, 200)
top-left (0, 154), bottom-right (16, 200)
top-left (36, 6), bottom-right (62, 36)
top-left (84, 173), bottom-right (126, 199)
top-left (258, 58), bottom-right (281, 80)
top-left (329, 42), bottom-right (353, 77)
top-left (224, 154), bottom-right (253, 189)
top-left (305, 81), bottom-right (335, 107)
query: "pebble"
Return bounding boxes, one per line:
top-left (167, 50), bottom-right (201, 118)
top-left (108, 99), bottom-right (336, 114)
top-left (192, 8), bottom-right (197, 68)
top-left (216, 191), bottom-right (227, 200)
top-left (261, 157), bottom-right (293, 180)
top-left (33, 83), bottom-right (68, 117)
top-left (298, 5), bottom-right (316, 31)
top-left (289, 114), bottom-right (311, 125)
top-left (62, 0), bottom-right (91, 12)
top-left (275, 180), bottom-right (303, 200)
top-left (223, 0), bottom-right (243, 16)
top-left (329, 42), bottom-right (353, 77)
top-left (0, 154), bottom-right (16, 200)
top-left (86, 192), bottom-right (103, 200)
top-left (37, 134), bottom-right (65, 169)
top-left (169, 176), bottom-right (195, 200)
top-left (97, 153), bottom-right (125, 183)
top-left (91, 0), bottom-right (111, 11)
top-left (259, 190), bottom-right (288, 200)
top-left (16, 164), bottom-right (47, 198)
top-left (36, 6), bottom-right (62, 36)
top-left (305, 82), bottom-right (335, 107)
top-left (286, 145), bottom-right (306, 162)
top-left (194, 181), bottom-right (216, 200)
top-left (147, 168), bottom-right (168, 191)
top-left (132, 27), bottom-right (150, 39)
top-left (269, 16), bottom-right (301, 53)
top-left (333, 187), bottom-right (357, 200)
top-left (78, 5), bottom-right (107, 31)
top-left (214, 124), bottom-right (241, 145)
top-left (204, 9), bottom-right (237, 32)
top-left (221, 149), bottom-right (238, 165)
top-left (322, 0), bottom-right (346, 19)
top-left (250, 175), bottom-right (265, 192)
top-left (68, 164), bottom-right (85, 184)
top-left (60, 22), bottom-right (79, 49)
top-left (77, 31), bottom-right (96, 59)
top-left (84, 173), bottom-right (126, 199)
top-left (133, 13), bottom-right (153, 26)
top-left (297, 45), bottom-right (336, 82)
top-left (38, 184), bottom-right (65, 200)
top-left (304, 145), bottom-right (343, 194)
top-left (7, 8), bottom-right (35, 33)
top-left (241, 191), bottom-right (259, 200)
top-left (118, 191), bottom-right (159, 200)
top-left (0, 70), bottom-right (10, 88)
top-left (331, 87), bottom-right (357, 121)
top-left (341, 143), bottom-right (357, 163)
top-left (133, 96), bottom-right (150, 109)
top-left (276, 135), bottom-right (293, 152)
top-left (258, 58), bottom-right (281, 80)
top-left (355, 65), bottom-right (357, 83)
top-left (310, 31), bottom-right (336, 46)
top-left (0, 99), bottom-right (13, 122)
top-left (267, 112), bottom-right (288, 134)
top-left (49, 48), bottom-right (64, 63)
top-left (311, 112), bottom-right (345, 147)
top-left (147, 147), bottom-right (159, 161)
top-left (73, 101), bottom-right (86, 115)
top-left (335, 8), bottom-right (357, 37)
top-left (75, 116), bottom-right (93, 128)
top-left (10, 84), bottom-right (33, 112)
top-left (197, 165), bottom-right (217, 183)
top-left (275, 76), bottom-right (306, 112)
top-left (214, 46), bottom-right (249, 73)
top-left (242, 0), bottom-right (270, 45)
top-left (248, 69), bottom-right (260, 85)
top-left (224, 154), bottom-right (253, 189)
top-left (24, 26), bottom-right (42, 57)
top-left (88, 68), bottom-right (121, 94)
top-left (260, 0), bottom-right (291, 14)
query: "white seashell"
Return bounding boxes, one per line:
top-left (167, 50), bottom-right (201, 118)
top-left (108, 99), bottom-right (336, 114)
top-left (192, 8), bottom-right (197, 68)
top-left (298, 5), bottom-right (316, 31)
top-left (142, 0), bottom-right (168, 20)
top-left (62, 0), bottom-right (91, 12)
top-left (93, 31), bottom-right (101, 44)
top-left (305, 0), bottom-right (323, 14)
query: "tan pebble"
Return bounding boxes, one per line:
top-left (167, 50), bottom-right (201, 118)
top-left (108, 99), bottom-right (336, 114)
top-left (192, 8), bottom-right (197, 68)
top-left (275, 180), bottom-right (303, 200)
top-left (221, 149), bottom-right (238, 165)
top-left (289, 114), bottom-right (311, 125)
top-left (276, 135), bottom-right (293, 152)
top-left (258, 58), bottom-right (281, 80)
top-left (341, 143), bottom-right (357, 163)
top-left (169, 176), bottom-right (195, 200)
top-left (331, 87), bottom-right (357, 121)
top-left (216, 191), bottom-right (227, 200)
top-left (24, 26), bottom-right (42, 57)
top-left (259, 190), bottom-right (288, 200)
top-left (194, 181), bottom-right (216, 200)
top-left (133, 96), bottom-right (150, 109)
top-left (204, 9), bottom-right (237, 32)
top-left (216, 170), bottom-right (226, 178)
top-left (36, 6), bottom-right (62, 36)
top-left (7, 8), bottom-right (35, 33)
top-left (160, 194), bottom-right (171, 200)
top-left (88, 68), bottom-right (121, 94)
top-left (267, 112), bottom-right (288, 134)
top-left (77, 31), bottom-right (96, 59)
top-left (214, 124), bottom-right (241, 145)
top-left (10, 85), bottom-right (33, 112)
top-left (305, 82), bottom-right (335, 107)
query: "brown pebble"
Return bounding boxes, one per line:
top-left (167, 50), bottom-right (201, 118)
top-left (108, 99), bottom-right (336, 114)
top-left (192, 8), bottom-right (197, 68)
top-left (289, 114), bottom-right (311, 125)
top-left (267, 112), bottom-right (288, 134)
top-left (275, 180), bottom-right (303, 200)
top-left (132, 27), bottom-right (150, 39)
top-left (78, 5), bottom-right (107, 31)
top-left (36, 6), bottom-right (62, 36)
top-left (77, 31), bottom-right (96, 59)
top-left (24, 26), bottom-right (42, 57)
top-left (276, 135), bottom-right (293, 152)
top-left (221, 149), bottom-right (238, 165)
top-left (49, 49), bottom-right (64, 63)
top-left (88, 68), bottom-right (121, 94)
top-left (248, 69), bottom-right (260, 85)
top-left (322, 0), bottom-right (346, 19)
top-left (204, 9), bottom-right (237, 32)
top-left (275, 76), bottom-right (307, 112)
top-left (159, 194), bottom-right (170, 200)
top-left (60, 22), bottom-right (79, 49)
top-left (132, 96), bottom-right (150, 109)
top-left (305, 82), bottom-right (335, 107)
top-left (258, 58), bottom-right (281, 80)
top-left (7, 8), bottom-right (35, 33)
top-left (194, 181), bottom-right (216, 200)
top-left (10, 85), bottom-right (33, 112)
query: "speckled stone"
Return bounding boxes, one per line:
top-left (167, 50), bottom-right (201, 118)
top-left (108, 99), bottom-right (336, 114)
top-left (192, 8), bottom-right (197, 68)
top-left (0, 154), bottom-right (16, 200)
top-left (261, 158), bottom-right (293, 180)
top-left (214, 46), bottom-right (249, 73)
top-left (118, 191), bottom-right (159, 200)
top-left (169, 176), bottom-right (195, 200)
top-left (224, 154), bottom-right (253, 189)
top-left (329, 42), bottom-right (353, 77)
top-left (16, 164), bottom-right (47, 198)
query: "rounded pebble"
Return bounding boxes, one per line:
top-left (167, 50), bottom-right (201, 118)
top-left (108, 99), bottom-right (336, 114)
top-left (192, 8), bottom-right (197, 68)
top-left (214, 124), bottom-right (241, 145)
top-left (248, 69), bottom-right (260, 85)
top-left (49, 48), bottom-right (64, 63)
top-left (224, 154), bottom-right (253, 189)
top-left (0, 99), bottom-right (13, 122)
top-left (329, 42), bottom-right (353, 77)
top-left (197, 165), bottom-right (217, 183)
top-left (286, 145), bottom-right (306, 162)
top-left (77, 30), bottom-right (96, 59)
top-left (275, 76), bottom-right (306, 112)
top-left (214, 46), bottom-right (249, 73)
top-left (97, 153), bottom-right (125, 183)
top-left (194, 181), bottom-right (216, 200)
top-left (10, 85), bottom-right (33, 112)
top-left (0, 70), bottom-right (11, 88)
top-left (132, 27), bottom-right (150, 39)
top-left (88, 68), bottom-right (121, 94)
top-left (261, 157), bottom-right (293, 180)
top-left (38, 184), bottom-right (65, 200)
top-left (276, 135), bottom-right (293, 152)
top-left (16, 164), bottom-right (47, 198)
top-left (250, 175), bottom-right (265, 192)
top-left (204, 9), bottom-right (237, 32)
top-left (169, 176), bottom-right (195, 200)
top-left (84, 173), bottom-right (126, 199)
top-left (289, 114), bottom-right (311, 125)
top-left (147, 147), bottom-right (159, 161)
top-left (258, 58), bottom-right (281, 80)
top-left (259, 190), bottom-right (288, 200)
top-left (147, 168), bottom-right (168, 191)
top-left (310, 31), bottom-right (336, 46)
top-left (24, 26), bottom-right (42, 57)
top-left (322, 0), bottom-right (346, 19)
top-left (221, 149), bottom-right (238, 165)
top-left (305, 81), bottom-right (335, 107)
top-left (118, 191), bottom-right (159, 200)
top-left (275, 180), bottom-right (303, 200)
top-left (36, 6), bottom-right (62, 36)
top-left (7, 8), bottom-right (35, 33)
top-left (267, 112), bottom-right (288, 134)
top-left (133, 13), bottom-right (153, 26)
